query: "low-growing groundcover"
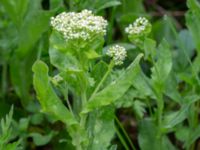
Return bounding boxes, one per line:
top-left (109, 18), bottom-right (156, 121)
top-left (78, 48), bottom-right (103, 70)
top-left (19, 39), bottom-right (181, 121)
top-left (1, 0), bottom-right (200, 149)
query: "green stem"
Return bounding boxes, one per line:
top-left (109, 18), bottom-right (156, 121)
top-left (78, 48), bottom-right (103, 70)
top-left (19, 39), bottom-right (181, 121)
top-left (115, 116), bottom-right (136, 150)
top-left (80, 91), bottom-right (87, 127)
top-left (1, 63), bottom-right (7, 101)
top-left (61, 83), bottom-right (74, 116)
top-left (147, 98), bottom-right (153, 117)
top-left (115, 125), bottom-right (129, 150)
top-left (88, 61), bottom-right (114, 101)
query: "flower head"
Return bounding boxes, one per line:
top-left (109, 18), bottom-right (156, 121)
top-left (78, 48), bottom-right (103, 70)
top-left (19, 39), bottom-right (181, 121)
top-left (50, 9), bottom-right (108, 41)
top-left (125, 17), bottom-right (151, 37)
top-left (106, 45), bottom-right (127, 65)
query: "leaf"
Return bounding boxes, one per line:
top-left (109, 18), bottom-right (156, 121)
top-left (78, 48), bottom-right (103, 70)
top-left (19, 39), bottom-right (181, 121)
top-left (9, 2), bottom-right (53, 107)
top-left (144, 38), bottom-right (156, 60)
top-left (87, 107), bottom-right (115, 150)
top-left (0, 106), bottom-right (21, 150)
top-left (91, 61), bottom-right (108, 87)
top-left (186, 0), bottom-right (200, 52)
top-left (109, 145), bottom-right (118, 150)
top-left (0, 0), bottom-right (29, 27)
top-left (138, 119), bottom-right (176, 150)
top-left (16, 10), bottom-right (53, 58)
top-left (96, 1), bottom-right (121, 12)
top-left (82, 53), bottom-right (143, 113)
top-left (163, 106), bottom-right (188, 130)
top-left (32, 60), bottom-right (77, 126)
top-left (132, 72), bottom-right (155, 98)
top-left (184, 125), bottom-right (200, 148)
top-left (174, 29), bottom-right (195, 71)
top-left (151, 40), bottom-right (172, 93)
top-left (175, 126), bottom-right (190, 142)
top-left (29, 132), bottom-right (56, 146)
top-left (164, 72), bottom-right (182, 103)
top-left (80, 0), bottom-right (121, 13)
top-left (10, 49), bottom-right (37, 107)
top-left (133, 100), bottom-right (146, 119)
top-left (49, 46), bottom-right (80, 71)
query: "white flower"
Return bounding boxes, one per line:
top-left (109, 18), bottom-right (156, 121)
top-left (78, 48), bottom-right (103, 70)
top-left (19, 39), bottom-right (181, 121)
top-left (106, 45), bottom-right (127, 65)
top-left (125, 17), bottom-right (151, 36)
top-left (50, 9), bottom-right (108, 41)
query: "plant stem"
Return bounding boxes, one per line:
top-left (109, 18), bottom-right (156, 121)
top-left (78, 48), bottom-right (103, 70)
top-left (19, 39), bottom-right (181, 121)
top-left (88, 61), bottom-right (114, 101)
top-left (61, 83), bottom-right (74, 116)
top-left (1, 63), bottom-right (7, 101)
top-left (80, 91), bottom-right (87, 127)
top-left (115, 116), bottom-right (136, 150)
top-left (115, 125), bottom-right (130, 150)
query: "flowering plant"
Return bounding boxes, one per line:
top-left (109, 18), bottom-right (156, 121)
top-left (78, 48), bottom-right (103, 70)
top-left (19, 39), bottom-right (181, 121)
top-left (32, 9), bottom-right (142, 150)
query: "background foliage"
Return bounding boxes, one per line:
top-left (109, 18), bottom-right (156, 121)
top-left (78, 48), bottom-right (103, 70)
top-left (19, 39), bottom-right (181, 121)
top-left (1, 0), bottom-right (200, 149)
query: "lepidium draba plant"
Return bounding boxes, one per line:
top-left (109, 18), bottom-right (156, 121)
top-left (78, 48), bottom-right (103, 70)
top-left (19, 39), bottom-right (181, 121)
top-left (32, 9), bottom-right (142, 150)
top-left (124, 17), bottom-right (178, 149)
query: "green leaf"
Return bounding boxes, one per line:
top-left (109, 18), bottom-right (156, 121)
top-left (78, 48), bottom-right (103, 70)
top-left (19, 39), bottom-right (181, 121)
top-left (29, 132), bottom-right (56, 146)
top-left (132, 72), bottom-right (155, 98)
top-left (133, 100), bottom-right (146, 119)
top-left (32, 60), bottom-right (77, 126)
top-left (9, 2), bottom-right (53, 107)
top-left (109, 145), bottom-right (118, 150)
top-left (0, 0), bottom-right (29, 27)
top-left (91, 61), bottom-right (108, 87)
top-left (96, 1), bottom-right (121, 12)
top-left (184, 125), bottom-right (200, 148)
top-left (186, 0), bottom-right (200, 52)
top-left (144, 38), bottom-right (156, 60)
top-left (138, 119), bottom-right (176, 150)
top-left (10, 49), bottom-right (37, 107)
top-left (84, 49), bottom-right (100, 59)
top-left (163, 106), bottom-right (188, 130)
top-left (16, 10), bottom-right (53, 58)
top-left (87, 107), bottom-right (115, 150)
top-left (151, 40), bottom-right (172, 93)
top-left (82, 53), bottom-right (143, 113)
top-left (49, 46), bottom-right (80, 71)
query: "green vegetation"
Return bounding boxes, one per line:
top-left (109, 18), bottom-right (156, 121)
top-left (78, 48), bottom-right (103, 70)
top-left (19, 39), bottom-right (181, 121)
top-left (0, 0), bottom-right (200, 149)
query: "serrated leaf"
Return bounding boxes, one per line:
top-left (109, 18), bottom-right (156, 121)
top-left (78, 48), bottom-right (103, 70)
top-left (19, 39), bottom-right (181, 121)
top-left (133, 100), bottom-right (146, 119)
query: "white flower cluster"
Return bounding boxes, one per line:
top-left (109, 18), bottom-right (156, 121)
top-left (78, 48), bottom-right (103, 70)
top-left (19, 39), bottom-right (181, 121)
top-left (125, 17), bottom-right (151, 35)
top-left (106, 45), bottom-right (127, 65)
top-left (50, 9), bottom-right (108, 41)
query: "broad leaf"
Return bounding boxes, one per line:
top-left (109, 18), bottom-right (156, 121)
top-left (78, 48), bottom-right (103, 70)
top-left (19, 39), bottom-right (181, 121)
top-left (87, 107), bottom-right (115, 150)
top-left (32, 60), bottom-right (77, 126)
